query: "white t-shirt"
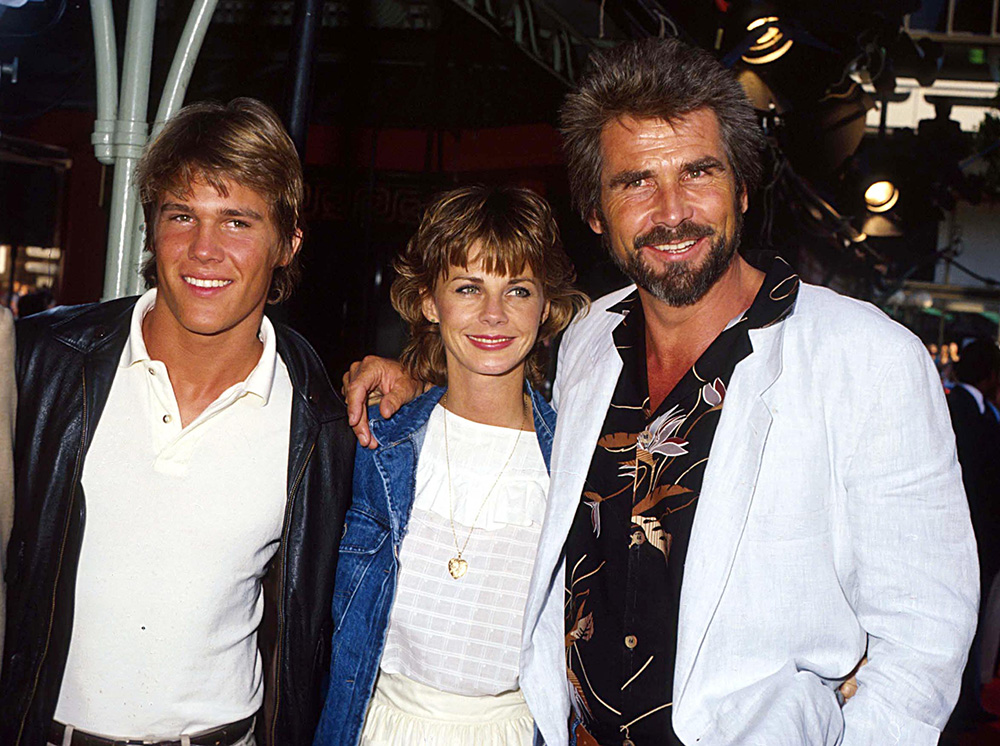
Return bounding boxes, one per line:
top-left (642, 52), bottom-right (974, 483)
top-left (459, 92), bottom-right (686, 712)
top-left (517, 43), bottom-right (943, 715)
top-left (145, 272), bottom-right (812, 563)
top-left (54, 289), bottom-right (292, 738)
top-left (379, 404), bottom-right (549, 696)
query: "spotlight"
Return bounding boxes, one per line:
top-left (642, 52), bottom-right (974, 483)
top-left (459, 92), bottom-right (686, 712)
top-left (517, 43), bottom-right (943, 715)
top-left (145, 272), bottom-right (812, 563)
top-left (741, 16), bottom-right (793, 65)
top-left (864, 180), bottom-right (899, 213)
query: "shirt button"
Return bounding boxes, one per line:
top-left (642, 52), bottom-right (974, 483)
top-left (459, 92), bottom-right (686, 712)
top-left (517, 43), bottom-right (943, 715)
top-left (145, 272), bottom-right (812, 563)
top-left (162, 414), bottom-right (172, 424)
top-left (148, 368), bottom-right (156, 376)
top-left (625, 634), bottom-right (637, 649)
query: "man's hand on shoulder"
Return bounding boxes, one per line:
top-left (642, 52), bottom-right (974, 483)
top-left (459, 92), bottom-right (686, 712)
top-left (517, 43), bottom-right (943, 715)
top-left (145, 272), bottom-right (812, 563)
top-left (342, 356), bottom-right (423, 448)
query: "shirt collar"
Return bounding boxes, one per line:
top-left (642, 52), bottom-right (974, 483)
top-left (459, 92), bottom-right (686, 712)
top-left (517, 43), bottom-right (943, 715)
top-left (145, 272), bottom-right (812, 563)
top-left (606, 252), bottom-right (800, 330)
top-left (121, 288), bottom-right (158, 369)
top-left (121, 287), bottom-right (279, 406)
top-left (959, 382), bottom-right (987, 415)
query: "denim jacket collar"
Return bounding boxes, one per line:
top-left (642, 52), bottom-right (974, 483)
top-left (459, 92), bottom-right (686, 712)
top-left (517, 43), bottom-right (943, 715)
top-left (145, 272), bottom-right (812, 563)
top-left (368, 383), bottom-right (556, 465)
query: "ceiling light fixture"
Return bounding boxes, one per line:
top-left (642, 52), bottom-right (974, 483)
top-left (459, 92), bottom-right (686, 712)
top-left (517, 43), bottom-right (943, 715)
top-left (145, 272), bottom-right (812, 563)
top-left (741, 16), bottom-right (793, 65)
top-left (864, 180), bottom-right (899, 213)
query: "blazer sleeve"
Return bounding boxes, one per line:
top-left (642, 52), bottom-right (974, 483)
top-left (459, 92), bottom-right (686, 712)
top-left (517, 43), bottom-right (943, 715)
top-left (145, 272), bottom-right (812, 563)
top-left (839, 334), bottom-right (978, 745)
top-left (0, 308), bottom-right (15, 671)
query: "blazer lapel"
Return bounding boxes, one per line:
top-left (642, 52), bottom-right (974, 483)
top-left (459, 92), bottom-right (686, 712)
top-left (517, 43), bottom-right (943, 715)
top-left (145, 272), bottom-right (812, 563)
top-left (673, 320), bottom-right (785, 702)
top-left (524, 319), bottom-right (624, 636)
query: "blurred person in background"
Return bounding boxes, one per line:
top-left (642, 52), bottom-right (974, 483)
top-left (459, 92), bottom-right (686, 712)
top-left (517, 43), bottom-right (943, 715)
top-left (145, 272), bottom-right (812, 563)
top-left (16, 289), bottom-right (55, 319)
top-left (947, 337), bottom-right (1000, 730)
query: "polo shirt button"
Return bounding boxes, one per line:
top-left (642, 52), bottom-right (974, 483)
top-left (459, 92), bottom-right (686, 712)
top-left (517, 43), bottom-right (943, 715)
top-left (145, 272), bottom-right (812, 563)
top-left (162, 414), bottom-right (172, 423)
top-left (625, 634), bottom-right (637, 649)
top-left (148, 368), bottom-right (156, 376)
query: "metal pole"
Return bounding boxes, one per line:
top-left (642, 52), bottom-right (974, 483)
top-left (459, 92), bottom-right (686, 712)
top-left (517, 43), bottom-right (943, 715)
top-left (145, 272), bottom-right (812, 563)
top-left (101, 0), bottom-right (157, 300)
top-left (285, 0), bottom-right (322, 155)
top-left (151, 0), bottom-right (220, 139)
top-left (123, 0), bottom-right (220, 295)
top-left (89, 0), bottom-right (118, 166)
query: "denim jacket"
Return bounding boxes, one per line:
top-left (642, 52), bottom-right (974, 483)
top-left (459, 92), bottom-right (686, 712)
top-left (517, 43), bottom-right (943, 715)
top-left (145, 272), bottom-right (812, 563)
top-left (313, 385), bottom-right (556, 746)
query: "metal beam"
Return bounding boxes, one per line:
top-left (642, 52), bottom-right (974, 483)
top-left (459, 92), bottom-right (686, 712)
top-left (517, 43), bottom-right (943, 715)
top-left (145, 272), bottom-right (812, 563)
top-left (445, 0), bottom-right (602, 87)
top-left (905, 0), bottom-right (1000, 44)
top-left (286, 0), bottom-right (323, 155)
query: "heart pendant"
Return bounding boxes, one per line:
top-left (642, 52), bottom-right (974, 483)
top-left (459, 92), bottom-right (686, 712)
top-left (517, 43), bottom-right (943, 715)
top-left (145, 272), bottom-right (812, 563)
top-left (448, 557), bottom-right (469, 579)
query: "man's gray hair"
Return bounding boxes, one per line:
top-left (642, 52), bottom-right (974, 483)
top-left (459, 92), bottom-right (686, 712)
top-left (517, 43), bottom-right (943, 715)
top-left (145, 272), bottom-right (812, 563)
top-left (560, 37), bottom-right (765, 222)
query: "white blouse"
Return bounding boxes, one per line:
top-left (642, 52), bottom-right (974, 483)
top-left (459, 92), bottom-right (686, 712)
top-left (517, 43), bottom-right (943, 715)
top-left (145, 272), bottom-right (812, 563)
top-left (379, 404), bottom-right (550, 696)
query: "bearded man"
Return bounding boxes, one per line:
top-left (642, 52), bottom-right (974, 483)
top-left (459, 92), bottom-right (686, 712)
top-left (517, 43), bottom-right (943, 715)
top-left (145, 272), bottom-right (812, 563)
top-left (345, 38), bottom-right (977, 746)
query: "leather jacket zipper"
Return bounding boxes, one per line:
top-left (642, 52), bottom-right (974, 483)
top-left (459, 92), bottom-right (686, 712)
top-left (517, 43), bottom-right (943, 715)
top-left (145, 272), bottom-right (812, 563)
top-left (268, 441), bottom-right (314, 746)
top-left (16, 369), bottom-right (90, 745)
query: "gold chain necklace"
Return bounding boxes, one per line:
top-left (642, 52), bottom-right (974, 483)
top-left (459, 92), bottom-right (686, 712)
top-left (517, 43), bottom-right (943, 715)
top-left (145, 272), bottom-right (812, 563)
top-left (441, 392), bottom-right (528, 579)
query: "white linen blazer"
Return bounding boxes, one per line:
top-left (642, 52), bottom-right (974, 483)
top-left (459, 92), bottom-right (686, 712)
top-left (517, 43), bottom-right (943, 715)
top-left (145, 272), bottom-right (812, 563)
top-left (520, 281), bottom-right (978, 746)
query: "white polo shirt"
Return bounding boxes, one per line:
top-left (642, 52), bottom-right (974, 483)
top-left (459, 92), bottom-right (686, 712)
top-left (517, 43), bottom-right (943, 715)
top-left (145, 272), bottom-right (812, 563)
top-left (54, 289), bottom-right (293, 738)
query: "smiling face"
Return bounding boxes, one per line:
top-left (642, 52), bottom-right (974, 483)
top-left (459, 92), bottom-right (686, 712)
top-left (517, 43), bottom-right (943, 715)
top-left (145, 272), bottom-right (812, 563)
top-left (422, 253), bottom-right (550, 390)
top-left (589, 110), bottom-right (747, 307)
top-left (150, 177), bottom-right (300, 342)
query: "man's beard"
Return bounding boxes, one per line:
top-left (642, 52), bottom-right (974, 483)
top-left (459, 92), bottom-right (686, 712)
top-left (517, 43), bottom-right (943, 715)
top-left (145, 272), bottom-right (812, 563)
top-left (603, 215), bottom-right (742, 307)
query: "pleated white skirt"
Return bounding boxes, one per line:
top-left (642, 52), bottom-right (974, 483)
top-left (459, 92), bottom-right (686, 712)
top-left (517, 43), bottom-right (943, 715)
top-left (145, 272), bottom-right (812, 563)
top-left (359, 671), bottom-right (534, 746)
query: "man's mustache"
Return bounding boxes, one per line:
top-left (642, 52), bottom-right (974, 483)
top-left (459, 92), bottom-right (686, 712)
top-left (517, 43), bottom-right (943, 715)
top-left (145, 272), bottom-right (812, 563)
top-left (633, 224), bottom-right (714, 251)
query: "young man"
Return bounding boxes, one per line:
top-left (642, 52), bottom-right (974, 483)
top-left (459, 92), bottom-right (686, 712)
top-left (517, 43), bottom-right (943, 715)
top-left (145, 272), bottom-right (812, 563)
top-left (346, 39), bottom-right (978, 746)
top-left (1, 98), bottom-right (354, 746)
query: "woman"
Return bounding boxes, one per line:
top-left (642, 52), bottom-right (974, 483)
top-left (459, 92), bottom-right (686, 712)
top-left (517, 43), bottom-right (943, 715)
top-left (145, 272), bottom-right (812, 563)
top-left (313, 185), bottom-right (588, 746)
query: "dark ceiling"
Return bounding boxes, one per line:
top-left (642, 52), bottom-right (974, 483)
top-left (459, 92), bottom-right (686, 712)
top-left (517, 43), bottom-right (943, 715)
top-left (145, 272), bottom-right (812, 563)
top-left (2, 0), bottom-right (999, 323)
top-left (2, 0), bottom-right (994, 128)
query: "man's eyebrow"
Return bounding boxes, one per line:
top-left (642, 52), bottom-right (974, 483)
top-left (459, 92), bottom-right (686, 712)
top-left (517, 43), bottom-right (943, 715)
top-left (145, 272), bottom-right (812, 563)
top-left (607, 169), bottom-right (653, 189)
top-left (220, 207), bottom-right (265, 220)
top-left (157, 203), bottom-right (265, 221)
top-left (685, 156), bottom-right (727, 173)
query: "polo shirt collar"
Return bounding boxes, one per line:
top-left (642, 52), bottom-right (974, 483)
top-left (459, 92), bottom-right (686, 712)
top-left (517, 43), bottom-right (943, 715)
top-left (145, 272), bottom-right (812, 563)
top-left (120, 288), bottom-right (279, 406)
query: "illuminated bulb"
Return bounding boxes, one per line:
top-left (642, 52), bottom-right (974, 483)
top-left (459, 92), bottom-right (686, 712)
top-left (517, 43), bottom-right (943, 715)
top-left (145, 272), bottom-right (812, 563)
top-left (747, 16), bottom-right (779, 31)
top-left (864, 180), bottom-right (899, 213)
top-left (742, 16), bottom-right (793, 65)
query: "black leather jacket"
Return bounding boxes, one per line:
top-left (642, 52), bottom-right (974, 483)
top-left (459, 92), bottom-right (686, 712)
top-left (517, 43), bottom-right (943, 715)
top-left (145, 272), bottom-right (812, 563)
top-left (0, 297), bottom-right (353, 746)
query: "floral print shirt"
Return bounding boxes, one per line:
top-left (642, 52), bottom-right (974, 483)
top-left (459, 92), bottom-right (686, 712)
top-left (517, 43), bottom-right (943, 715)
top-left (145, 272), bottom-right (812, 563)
top-left (565, 255), bottom-right (799, 746)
